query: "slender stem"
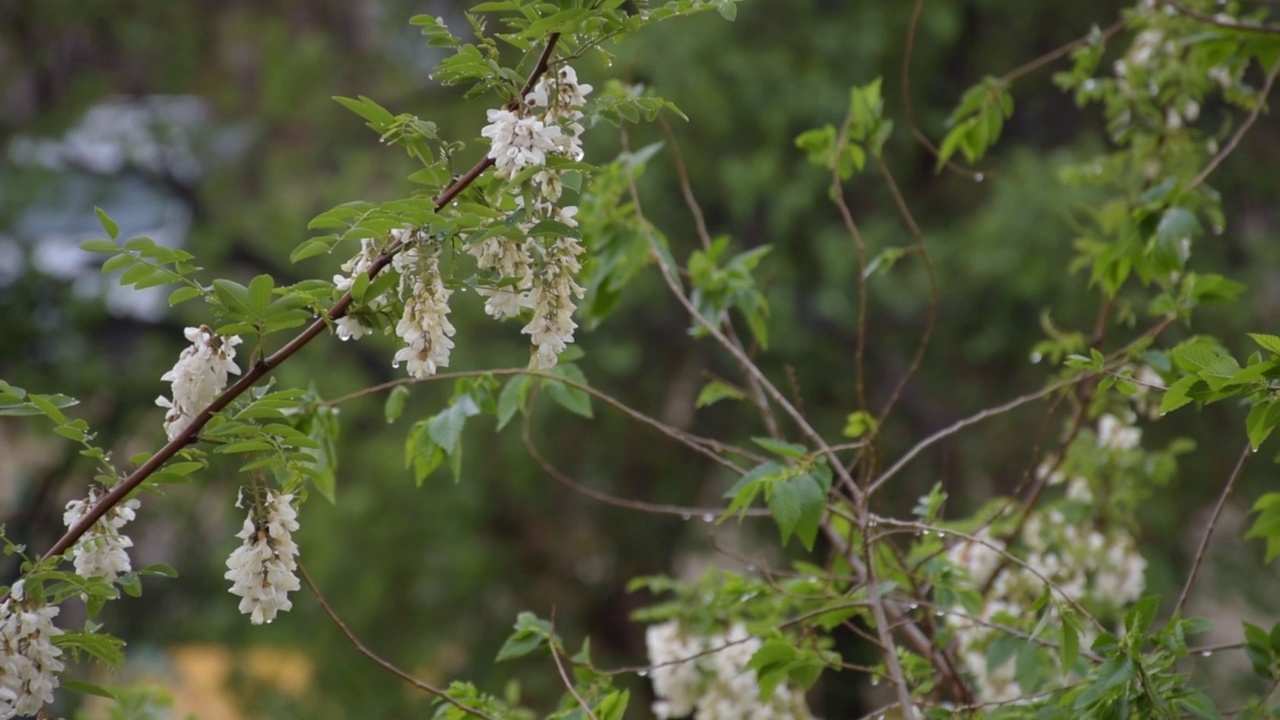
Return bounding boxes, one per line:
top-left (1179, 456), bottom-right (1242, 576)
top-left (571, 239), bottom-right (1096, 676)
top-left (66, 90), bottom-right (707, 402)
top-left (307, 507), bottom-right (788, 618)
top-left (1175, 442), bottom-right (1251, 616)
top-left (1187, 59), bottom-right (1280, 193)
top-left (1160, 0), bottom-right (1280, 34)
top-left (300, 563), bottom-right (499, 720)
top-left (549, 609), bottom-right (599, 720)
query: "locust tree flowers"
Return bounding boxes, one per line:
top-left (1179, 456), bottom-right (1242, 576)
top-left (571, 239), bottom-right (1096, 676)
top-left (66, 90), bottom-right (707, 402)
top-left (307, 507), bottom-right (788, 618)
top-left (225, 491), bottom-right (301, 625)
top-left (63, 490), bottom-right (141, 584)
top-left (0, 582), bottom-right (64, 719)
top-left (155, 325), bottom-right (242, 441)
top-left (333, 64), bottom-right (592, 374)
top-left (645, 621), bottom-right (814, 720)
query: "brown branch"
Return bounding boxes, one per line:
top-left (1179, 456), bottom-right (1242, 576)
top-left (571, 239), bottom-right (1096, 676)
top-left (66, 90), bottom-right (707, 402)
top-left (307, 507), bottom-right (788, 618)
top-left (999, 17), bottom-right (1128, 85)
top-left (299, 563), bottom-right (499, 720)
top-left (39, 33), bottom-right (564, 565)
top-left (1175, 441), bottom-right (1251, 617)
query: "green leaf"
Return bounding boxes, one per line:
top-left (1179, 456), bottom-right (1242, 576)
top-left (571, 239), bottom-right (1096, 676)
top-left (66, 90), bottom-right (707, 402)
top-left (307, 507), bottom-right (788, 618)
top-left (768, 470), bottom-right (827, 550)
top-left (1061, 609), bottom-right (1080, 672)
top-left (94, 208), bottom-right (120, 240)
top-left (1159, 374), bottom-right (1200, 414)
top-left (696, 380), bottom-right (746, 408)
top-left (495, 612), bottom-right (552, 662)
top-left (1178, 691), bottom-right (1224, 720)
top-left (168, 286), bottom-right (203, 306)
top-left (1250, 333), bottom-right (1280, 356)
top-left (212, 279), bottom-right (252, 316)
top-left (497, 375), bottom-right (532, 430)
top-left (385, 386), bottom-right (410, 424)
top-left (428, 395), bottom-right (480, 455)
top-left (842, 411), bottom-right (878, 439)
top-left (81, 237), bottom-right (118, 254)
top-left (752, 437), bottom-right (808, 460)
top-left (63, 679), bottom-right (117, 700)
top-left (290, 239), bottom-right (333, 263)
top-left (248, 274), bottom-right (275, 316)
top-left (543, 364), bottom-right (593, 418)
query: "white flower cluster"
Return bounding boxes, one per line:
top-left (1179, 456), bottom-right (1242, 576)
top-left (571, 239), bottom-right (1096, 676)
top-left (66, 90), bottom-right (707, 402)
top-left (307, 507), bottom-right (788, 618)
top-left (327, 66), bottom-right (594, 373)
top-left (1096, 412), bottom-right (1142, 452)
top-left (0, 582), bottom-right (64, 719)
top-left (225, 491), bottom-right (301, 625)
top-left (944, 503), bottom-right (1147, 702)
top-left (62, 489), bottom-right (141, 584)
top-left (645, 621), bottom-right (814, 720)
top-left (155, 325), bottom-right (242, 440)
top-left (391, 242), bottom-right (455, 379)
top-left (475, 65), bottom-right (591, 369)
top-left (332, 237), bottom-right (389, 342)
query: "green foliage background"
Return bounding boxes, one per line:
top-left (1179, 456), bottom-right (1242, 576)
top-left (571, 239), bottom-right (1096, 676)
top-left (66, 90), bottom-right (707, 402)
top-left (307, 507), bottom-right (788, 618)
top-left (2, 0), bottom-right (1278, 717)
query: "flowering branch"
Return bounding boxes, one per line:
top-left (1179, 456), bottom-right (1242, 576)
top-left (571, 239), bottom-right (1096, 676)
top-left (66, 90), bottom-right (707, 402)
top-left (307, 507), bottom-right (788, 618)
top-left (40, 33), bottom-right (564, 566)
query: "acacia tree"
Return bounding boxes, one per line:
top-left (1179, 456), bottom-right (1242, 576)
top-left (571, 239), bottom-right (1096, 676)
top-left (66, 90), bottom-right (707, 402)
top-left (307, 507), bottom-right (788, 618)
top-left (3, 0), bottom-right (1280, 717)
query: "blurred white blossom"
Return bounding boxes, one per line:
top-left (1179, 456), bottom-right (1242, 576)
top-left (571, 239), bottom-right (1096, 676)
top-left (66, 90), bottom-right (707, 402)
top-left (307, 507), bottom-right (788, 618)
top-left (645, 621), bottom-right (813, 720)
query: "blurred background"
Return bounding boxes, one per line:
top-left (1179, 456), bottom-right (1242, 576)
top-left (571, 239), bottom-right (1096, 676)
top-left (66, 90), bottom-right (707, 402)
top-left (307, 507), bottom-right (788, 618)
top-left (2, 0), bottom-right (1279, 717)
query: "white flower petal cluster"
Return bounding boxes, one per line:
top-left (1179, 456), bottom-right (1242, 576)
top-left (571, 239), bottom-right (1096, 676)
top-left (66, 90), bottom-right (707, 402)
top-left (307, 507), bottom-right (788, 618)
top-left (62, 489), bottom-right (141, 584)
top-left (945, 504), bottom-right (1147, 703)
top-left (0, 583), bottom-right (64, 719)
top-left (475, 64), bottom-right (593, 369)
top-left (945, 530), bottom-right (1005, 588)
top-left (155, 325), bottom-right (242, 440)
top-left (1096, 413), bottom-right (1141, 451)
top-left (523, 238), bottom-right (585, 370)
top-left (225, 491), bottom-right (301, 625)
top-left (391, 245), bottom-right (455, 378)
top-left (645, 621), bottom-right (813, 720)
top-left (471, 237), bottom-right (534, 320)
top-left (332, 236), bottom-right (399, 342)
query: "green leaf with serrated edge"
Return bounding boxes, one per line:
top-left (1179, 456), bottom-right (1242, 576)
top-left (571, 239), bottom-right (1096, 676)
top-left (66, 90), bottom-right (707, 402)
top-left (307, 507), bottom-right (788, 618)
top-left (723, 460), bottom-right (785, 519)
top-left (94, 207), bottom-right (119, 240)
top-left (1247, 400), bottom-right (1277, 450)
top-left (752, 437), bottom-right (807, 459)
top-left (1159, 375), bottom-right (1200, 414)
top-left (428, 395), bottom-right (480, 455)
top-left (767, 471), bottom-right (825, 549)
top-left (1250, 333), bottom-right (1280, 356)
top-left (385, 385), bottom-right (410, 424)
top-left (496, 612), bottom-right (552, 662)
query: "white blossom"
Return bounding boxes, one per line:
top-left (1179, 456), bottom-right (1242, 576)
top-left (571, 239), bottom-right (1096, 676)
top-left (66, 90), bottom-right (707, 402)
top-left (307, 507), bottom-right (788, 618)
top-left (334, 316), bottom-right (368, 342)
top-left (392, 249), bottom-right (455, 378)
top-left (645, 621), bottom-right (813, 720)
top-left (0, 585), bottom-right (64, 719)
top-left (62, 489), bottom-right (140, 584)
top-left (225, 491), bottom-right (301, 625)
top-left (156, 325), bottom-right (242, 440)
top-left (481, 109), bottom-right (561, 180)
top-left (946, 530), bottom-right (1005, 587)
top-left (1097, 413), bottom-right (1141, 451)
top-left (522, 237), bottom-right (585, 369)
top-left (471, 237), bottom-right (534, 320)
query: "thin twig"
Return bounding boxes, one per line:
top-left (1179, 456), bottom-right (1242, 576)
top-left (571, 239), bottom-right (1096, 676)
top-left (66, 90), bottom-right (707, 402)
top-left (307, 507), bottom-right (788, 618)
top-left (1160, 0), bottom-right (1280, 35)
top-left (300, 563), bottom-right (499, 720)
top-left (1175, 441), bottom-right (1252, 616)
top-left (1186, 59), bottom-right (1280, 193)
top-left (520, 407), bottom-right (770, 518)
top-left (549, 609), bottom-right (599, 720)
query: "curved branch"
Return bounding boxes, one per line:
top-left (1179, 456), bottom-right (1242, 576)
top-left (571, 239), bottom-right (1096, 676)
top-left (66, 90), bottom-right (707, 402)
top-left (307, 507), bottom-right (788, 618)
top-left (299, 563), bottom-right (498, 720)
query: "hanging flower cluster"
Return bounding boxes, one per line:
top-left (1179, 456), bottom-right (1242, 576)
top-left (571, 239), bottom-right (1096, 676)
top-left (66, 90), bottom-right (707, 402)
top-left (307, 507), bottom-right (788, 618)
top-left (155, 325), bottom-right (242, 440)
top-left (329, 65), bottom-right (593, 375)
top-left (62, 489), bottom-right (141, 584)
top-left (645, 621), bottom-right (814, 720)
top-left (391, 238), bottom-right (456, 379)
top-left (0, 582), bottom-right (64, 719)
top-left (225, 491), bottom-right (301, 625)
